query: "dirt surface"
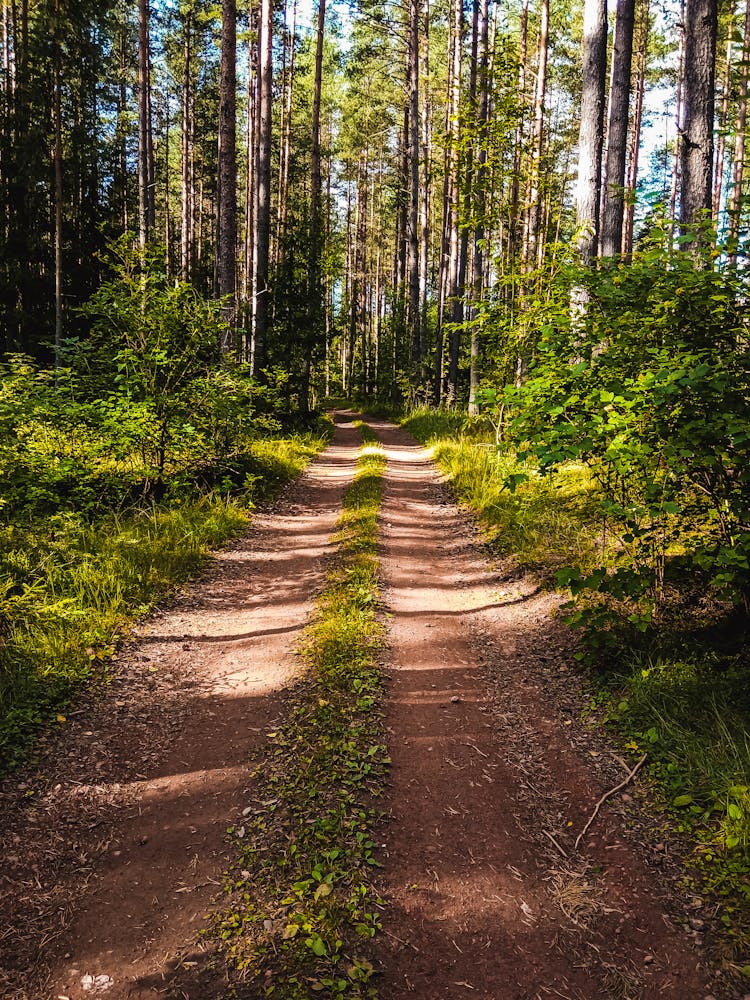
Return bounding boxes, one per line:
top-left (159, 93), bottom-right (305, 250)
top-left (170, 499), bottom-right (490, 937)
top-left (0, 413), bottom-right (361, 1000)
top-left (0, 413), bottom-right (728, 1000)
top-left (371, 418), bottom-right (717, 1000)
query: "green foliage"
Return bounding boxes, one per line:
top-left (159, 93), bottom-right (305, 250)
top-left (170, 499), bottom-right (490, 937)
top-left (502, 228), bottom-right (750, 630)
top-left (216, 426), bottom-right (387, 998)
top-left (0, 433), bottom-right (327, 774)
top-left (0, 245), bottom-right (334, 772)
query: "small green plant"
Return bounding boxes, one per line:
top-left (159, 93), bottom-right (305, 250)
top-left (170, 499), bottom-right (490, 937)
top-left (215, 423), bottom-right (388, 997)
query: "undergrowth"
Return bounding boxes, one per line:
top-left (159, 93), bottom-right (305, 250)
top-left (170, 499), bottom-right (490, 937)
top-left (216, 421), bottom-right (388, 998)
top-left (0, 431), bottom-right (330, 774)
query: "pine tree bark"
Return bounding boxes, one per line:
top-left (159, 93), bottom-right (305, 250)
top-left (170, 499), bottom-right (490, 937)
top-left (679, 0), bottom-right (718, 233)
top-left (306, 0), bottom-right (326, 411)
top-left (669, 0), bottom-right (685, 230)
top-left (575, 0), bottom-right (608, 264)
top-left (180, 8), bottom-right (194, 281)
top-left (468, 0), bottom-right (489, 415)
top-left (445, 0), bottom-right (463, 404)
top-left (601, 0), bottom-right (635, 258)
top-left (137, 0), bottom-right (153, 250)
top-left (253, 0), bottom-right (273, 372)
top-left (407, 0), bottom-right (421, 373)
top-left (623, 0), bottom-right (648, 257)
top-left (728, 0), bottom-right (750, 261)
top-left (713, 20), bottom-right (733, 220)
top-left (522, 0), bottom-right (549, 271)
top-left (52, 0), bottom-right (63, 377)
top-left (217, 0), bottom-right (237, 351)
top-left (418, 0), bottom-right (431, 370)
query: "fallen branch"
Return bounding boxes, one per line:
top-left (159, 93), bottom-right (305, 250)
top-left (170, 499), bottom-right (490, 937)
top-left (542, 829), bottom-right (569, 859)
top-left (574, 753), bottom-right (648, 851)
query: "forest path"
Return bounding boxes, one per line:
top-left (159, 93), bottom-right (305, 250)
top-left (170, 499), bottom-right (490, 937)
top-left (1, 413), bottom-right (719, 1000)
top-left (371, 418), bottom-right (714, 1000)
top-left (0, 413), bottom-right (362, 1000)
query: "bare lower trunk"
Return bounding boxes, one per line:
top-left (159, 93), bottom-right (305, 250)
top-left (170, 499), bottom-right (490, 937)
top-left (522, 0), bottom-right (549, 271)
top-left (217, 0), bottom-right (237, 350)
top-left (679, 0), bottom-right (717, 235)
top-left (601, 0), bottom-right (635, 259)
top-left (728, 0), bottom-right (750, 263)
top-left (623, 0), bottom-right (648, 257)
top-left (575, 0), bottom-right (607, 264)
top-left (253, 0), bottom-right (273, 372)
top-left (137, 0), bottom-right (153, 250)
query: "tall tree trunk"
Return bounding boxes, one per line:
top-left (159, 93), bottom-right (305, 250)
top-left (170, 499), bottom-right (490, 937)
top-left (445, 0), bottom-right (463, 404)
top-left (407, 0), bottom-right (421, 374)
top-left (468, 0), bottom-right (489, 415)
top-left (679, 0), bottom-right (717, 234)
top-left (276, 0), bottom-right (297, 274)
top-left (117, 31), bottom-right (129, 234)
top-left (728, 0), bottom-right (750, 262)
top-left (668, 0), bottom-right (685, 229)
top-left (52, 0), bottom-right (63, 378)
top-left (243, 7), bottom-right (257, 356)
top-left (509, 0), bottom-right (529, 263)
top-left (137, 0), bottom-right (153, 250)
top-left (601, 0), bottom-right (635, 258)
top-left (253, 0), bottom-right (273, 372)
top-left (576, 0), bottom-right (608, 264)
top-left (713, 18), bottom-right (733, 220)
top-left (418, 0), bottom-right (431, 373)
top-left (164, 92), bottom-right (171, 277)
top-left (623, 0), bottom-right (648, 257)
top-left (522, 0), bottom-right (549, 270)
top-left (305, 0), bottom-right (326, 411)
top-left (180, 9), bottom-right (193, 281)
top-left (434, 0), bottom-right (463, 403)
top-left (217, 0), bottom-right (237, 351)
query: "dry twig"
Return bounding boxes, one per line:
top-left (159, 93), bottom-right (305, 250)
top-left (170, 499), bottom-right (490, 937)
top-left (574, 753), bottom-right (648, 851)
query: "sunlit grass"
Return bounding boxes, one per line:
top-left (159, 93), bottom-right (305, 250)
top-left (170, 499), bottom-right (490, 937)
top-left (0, 431), bottom-right (331, 774)
top-left (402, 407), bottom-right (603, 577)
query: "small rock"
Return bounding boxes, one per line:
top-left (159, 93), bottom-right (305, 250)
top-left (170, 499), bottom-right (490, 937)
top-left (689, 917), bottom-right (704, 931)
top-left (450, 696), bottom-right (461, 704)
top-left (643, 955), bottom-right (654, 965)
top-left (81, 974), bottom-right (113, 993)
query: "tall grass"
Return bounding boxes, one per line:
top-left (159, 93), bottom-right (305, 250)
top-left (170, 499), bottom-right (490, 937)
top-left (402, 407), bottom-right (602, 576)
top-left (0, 432), bottom-right (329, 773)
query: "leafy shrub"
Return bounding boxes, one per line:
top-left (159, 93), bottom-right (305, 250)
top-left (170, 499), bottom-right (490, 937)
top-left (501, 224), bottom-right (750, 625)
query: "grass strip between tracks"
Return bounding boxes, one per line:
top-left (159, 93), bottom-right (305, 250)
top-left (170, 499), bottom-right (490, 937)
top-left (216, 421), bottom-right (389, 998)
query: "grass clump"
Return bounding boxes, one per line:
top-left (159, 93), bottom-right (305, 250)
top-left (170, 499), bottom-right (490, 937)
top-left (587, 647), bottom-right (750, 965)
top-left (401, 407), bottom-right (602, 577)
top-left (0, 430), bottom-right (330, 775)
top-left (216, 422), bottom-right (388, 999)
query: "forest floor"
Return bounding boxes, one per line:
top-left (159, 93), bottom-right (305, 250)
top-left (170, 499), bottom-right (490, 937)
top-left (0, 412), bottom-right (731, 999)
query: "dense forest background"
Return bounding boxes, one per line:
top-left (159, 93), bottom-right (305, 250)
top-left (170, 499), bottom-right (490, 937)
top-left (0, 0), bottom-right (743, 399)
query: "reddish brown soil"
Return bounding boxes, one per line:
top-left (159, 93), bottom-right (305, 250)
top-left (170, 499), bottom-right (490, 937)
top-left (0, 413), bottom-right (730, 1000)
top-left (0, 414), bottom-right (360, 1000)
top-left (371, 418), bottom-right (718, 1000)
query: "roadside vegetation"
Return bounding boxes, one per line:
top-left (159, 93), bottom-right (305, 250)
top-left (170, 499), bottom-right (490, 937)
top-left (401, 234), bottom-right (750, 968)
top-left (0, 247), bottom-right (331, 774)
top-left (216, 422), bottom-right (387, 998)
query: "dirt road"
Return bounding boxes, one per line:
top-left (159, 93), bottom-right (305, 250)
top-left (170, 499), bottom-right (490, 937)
top-left (0, 414), bottom-right (717, 999)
